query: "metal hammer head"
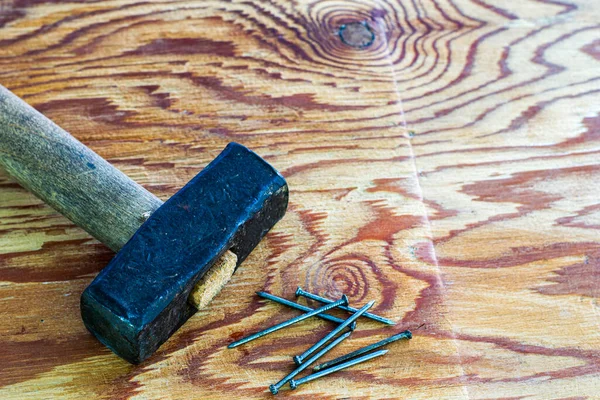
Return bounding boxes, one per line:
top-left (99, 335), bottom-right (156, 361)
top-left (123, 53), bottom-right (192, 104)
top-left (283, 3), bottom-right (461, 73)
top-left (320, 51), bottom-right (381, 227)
top-left (81, 143), bottom-right (288, 363)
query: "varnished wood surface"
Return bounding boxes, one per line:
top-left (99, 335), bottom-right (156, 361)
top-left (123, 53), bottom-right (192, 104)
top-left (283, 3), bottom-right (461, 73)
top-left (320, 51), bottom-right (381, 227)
top-left (0, 84), bottom-right (239, 312)
top-left (0, 0), bottom-right (598, 398)
top-left (0, 83), bottom-right (163, 253)
top-left (0, 85), bottom-right (237, 310)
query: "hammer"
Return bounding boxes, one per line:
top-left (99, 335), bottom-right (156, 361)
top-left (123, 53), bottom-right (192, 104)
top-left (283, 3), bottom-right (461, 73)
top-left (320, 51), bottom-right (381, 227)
top-left (0, 85), bottom-right (288, 363)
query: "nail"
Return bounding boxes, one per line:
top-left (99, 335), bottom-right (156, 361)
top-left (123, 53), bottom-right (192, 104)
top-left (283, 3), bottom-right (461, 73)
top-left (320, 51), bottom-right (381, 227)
top-left (256, 291), bottom-right (356, 328)
top-left (295, 287), bottom-right (395, 325)
top-left (290, 349), bottom-right (388, 390)
top-left (269, 331), bottom-right (351, 395)
top-left (313, 330), bottom-right (411, 372)
top-left (228, 295), bottom-right (349, 348)
top-left (293, 300), bottom-right (374, 365)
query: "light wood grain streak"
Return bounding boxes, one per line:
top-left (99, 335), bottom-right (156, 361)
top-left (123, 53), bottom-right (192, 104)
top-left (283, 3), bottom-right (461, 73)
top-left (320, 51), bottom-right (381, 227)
top-left (0, 0), bottom-right (599, 399)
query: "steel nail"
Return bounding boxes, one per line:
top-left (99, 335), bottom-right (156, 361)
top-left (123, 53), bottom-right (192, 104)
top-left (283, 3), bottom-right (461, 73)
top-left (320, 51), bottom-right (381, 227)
top-left (295, 287), bottom-right (395, 325)
top-left (293, 300), bottom-right (375, 365)
top-left (269, 331), bottom-right (351, 394)
top-left (313, 330), bottom-right (411, 372)
top-left (256, 291), bottom-right (354, 327)
top-left (290, 349), bottom-right (388, 390)
top-left (228, 295), bottom-right (349, 348)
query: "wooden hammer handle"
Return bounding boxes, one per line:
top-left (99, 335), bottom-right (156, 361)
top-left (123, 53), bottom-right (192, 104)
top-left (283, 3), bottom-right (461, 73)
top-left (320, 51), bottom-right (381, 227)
top-left (0, 84), bottom-right (161, 251)
top-left (0, 85), bottom-right (236, 309)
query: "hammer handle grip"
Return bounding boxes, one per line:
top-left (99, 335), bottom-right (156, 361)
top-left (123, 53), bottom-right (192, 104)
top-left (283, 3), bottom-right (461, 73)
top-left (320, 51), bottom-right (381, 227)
top-left (0, 84), bottom-right (162, 251)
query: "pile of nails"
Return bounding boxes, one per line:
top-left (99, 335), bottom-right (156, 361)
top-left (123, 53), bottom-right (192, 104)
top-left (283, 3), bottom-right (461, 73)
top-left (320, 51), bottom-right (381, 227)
top-left (227, 287), bottom-right (412, 394)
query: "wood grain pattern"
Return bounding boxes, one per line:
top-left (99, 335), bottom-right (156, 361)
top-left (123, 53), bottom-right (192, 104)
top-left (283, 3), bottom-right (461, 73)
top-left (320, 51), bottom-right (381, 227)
top-left (0, 0), bottom-right (598, 398)
top-left (0, 85), bottom-right (239, 313)
top-left (0, 83), bottom-right (163, 253)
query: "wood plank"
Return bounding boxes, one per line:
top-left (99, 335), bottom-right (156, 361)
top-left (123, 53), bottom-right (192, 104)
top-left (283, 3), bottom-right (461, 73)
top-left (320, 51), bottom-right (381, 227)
top-left (402, 0), bottom-right (600, 398)
top-left (0, 0), bottom-right (598, 398)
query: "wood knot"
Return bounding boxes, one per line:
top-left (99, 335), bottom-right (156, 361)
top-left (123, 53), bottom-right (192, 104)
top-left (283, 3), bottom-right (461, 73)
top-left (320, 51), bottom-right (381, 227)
top-left (339, 22), bottom-right (375, 49)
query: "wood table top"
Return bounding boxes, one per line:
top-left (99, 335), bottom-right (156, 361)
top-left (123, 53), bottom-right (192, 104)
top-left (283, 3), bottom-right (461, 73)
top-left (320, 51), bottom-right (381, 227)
top-left (0, 0), bottom-right (598, 398)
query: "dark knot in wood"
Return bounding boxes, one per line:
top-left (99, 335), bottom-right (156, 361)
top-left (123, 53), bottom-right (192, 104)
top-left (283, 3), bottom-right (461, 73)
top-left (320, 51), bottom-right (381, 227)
top-left (339, 22), bottom-right (375, 49)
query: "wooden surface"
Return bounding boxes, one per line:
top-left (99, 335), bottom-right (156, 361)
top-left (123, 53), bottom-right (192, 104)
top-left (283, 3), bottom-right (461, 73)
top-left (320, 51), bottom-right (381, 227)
top-left (0, 84), bottom-right (164, 252)
top-left (0, 84), bottom-right (238, 312)
top-left (0, 0), bottom-right (598, 398)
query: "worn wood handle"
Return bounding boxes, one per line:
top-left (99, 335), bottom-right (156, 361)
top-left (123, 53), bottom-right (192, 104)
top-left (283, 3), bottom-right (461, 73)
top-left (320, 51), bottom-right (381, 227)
top-left (0, 84), bottom-right (236, 310)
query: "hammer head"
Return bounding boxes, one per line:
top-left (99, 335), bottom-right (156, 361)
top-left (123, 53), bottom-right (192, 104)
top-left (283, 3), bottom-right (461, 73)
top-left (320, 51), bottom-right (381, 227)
top-left (81, 143), bottom-right (288, 363)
